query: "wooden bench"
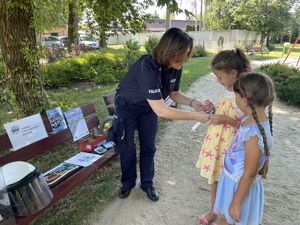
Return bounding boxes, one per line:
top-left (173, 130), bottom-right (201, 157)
top-left (246, 47), bottom-right (269, 57)
top-left (0, 103), bottom-right (117, 225)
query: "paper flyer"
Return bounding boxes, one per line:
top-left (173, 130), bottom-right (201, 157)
top-left (64, 152), bottom-right (102, 167)
top-left (43, 162), bottom-right (80, 187)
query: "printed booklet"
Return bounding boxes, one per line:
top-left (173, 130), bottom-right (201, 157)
top-left (43, 162), bottom-right (80, 187)
top-left (46, 107), bottom-right (68, 133)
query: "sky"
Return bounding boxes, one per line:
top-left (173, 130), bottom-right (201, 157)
top-left (145, 0), bottom-right (198, 20)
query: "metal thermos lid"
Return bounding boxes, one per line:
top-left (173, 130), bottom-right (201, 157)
top-left (2, 161), bottom-right (37, 187)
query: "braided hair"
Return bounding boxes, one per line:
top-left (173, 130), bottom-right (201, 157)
top-left (233, 72), bottom-right (275, 178)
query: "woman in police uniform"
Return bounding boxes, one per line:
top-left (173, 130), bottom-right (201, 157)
top-left (108, 28), bottom-right (211, 201)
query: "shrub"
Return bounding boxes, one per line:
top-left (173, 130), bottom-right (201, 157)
top-left (124, 50), bottom-right (143, 69)
top-left (125, 39), bottom-right (140, 51)
top-left (144, 36), bottom-right (159, 54)
top-left (42, 48), bottom-right (131, 88)
top-left (259, 63), bottom-right (300, 105)
top-left (186, 24), bottom-right (196, 31)
top-left (45, 47), bottom-right (65, 63)
top-left (192, 45), bottom-right (207, 57)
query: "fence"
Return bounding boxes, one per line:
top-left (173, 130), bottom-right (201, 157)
top-left (107, 29), bottom-right (262, 50)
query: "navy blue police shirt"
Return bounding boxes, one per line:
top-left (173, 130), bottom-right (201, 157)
top-left (119, 55), bottom-right (182, 107)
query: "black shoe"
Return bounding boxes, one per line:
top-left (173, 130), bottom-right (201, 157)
top-left (141, 186), bottom-right (159, 201)
top-left (119, 186), bottom-right (132, 199)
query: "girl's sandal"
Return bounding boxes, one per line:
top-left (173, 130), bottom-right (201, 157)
top-left (198, 215), bottom-right (209, 225)
top-left (198, 211), bottom-right (217, 225)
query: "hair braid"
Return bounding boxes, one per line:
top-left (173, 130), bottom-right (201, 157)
top-left (268, 105), bottom-right (273, 136)
top-left (249, 102), bottom-right (269, 178)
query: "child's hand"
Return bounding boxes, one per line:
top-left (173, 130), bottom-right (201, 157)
top-left (203, 99), bottom-right (214, 112)
top-left (191, 99), bottom-right (205, 112)
top-left (209, 114), bottom-right (227, 125)
top-left (229, 202), bottom-right (241, 223)
top-left (197, 112), bottom-right (210, 123)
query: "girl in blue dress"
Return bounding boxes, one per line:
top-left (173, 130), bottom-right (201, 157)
top-left (211, 72), bottom-right (275, 225)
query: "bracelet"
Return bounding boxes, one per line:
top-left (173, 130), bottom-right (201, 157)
top-left (189, 98), bottom-right (196, 107)
top-left (206, 106), bottom-right (215, 114)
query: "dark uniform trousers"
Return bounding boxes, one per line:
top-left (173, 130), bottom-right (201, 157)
top-left (112, 94), bottom-right (158, 189)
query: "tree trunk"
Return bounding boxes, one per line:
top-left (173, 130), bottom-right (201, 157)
top-left (203, 0), bottom-right (207, 30)
top-left (0, 0), bottom-right (48, 116)
top-left (260, 32), bottom-right (267, 47)
top-left (199, 0), bottom-right (203, 31)
top-left (100, 32), bottom-right (107, 47)
top-left (266, 34), bottom-right (271, 49)
top-left (68, 0), bottom-right (79, 52)
top-left (166, 6), bottom-right (171, 30)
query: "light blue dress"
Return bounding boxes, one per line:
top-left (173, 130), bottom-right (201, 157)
top-left (214, 117), bottom-right (272, 225)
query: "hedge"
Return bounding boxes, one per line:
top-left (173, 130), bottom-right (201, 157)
top-left (259, 63), bottom-right (300, 105)
top-left (0, 48), bottom-right (143, 89)
top-left (42, 48), bottom-right (143, 88)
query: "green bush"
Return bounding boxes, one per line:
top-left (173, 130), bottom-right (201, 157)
top-left (259, 63), bottom-right (300, 105)
top-left (124, 39), bottom-right (140, 51)
top-left (186, 24), bottom-right (195, 31)
top-left (144, 36), bottom-right (159, 54)
top-left (192, 45), bottom-right (207, 57)
top-left (124, 50), bottom-right (143, 69)
top-left (42, 48), bottom-right (132, 88)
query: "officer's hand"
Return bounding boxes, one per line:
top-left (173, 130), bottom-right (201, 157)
top-left (203, 99), bottom-right (214, 112)
top-left (191, 99), bottom-right (205, 112)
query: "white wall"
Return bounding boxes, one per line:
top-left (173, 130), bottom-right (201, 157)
top-left (107, 29), bottom-right (261, 50)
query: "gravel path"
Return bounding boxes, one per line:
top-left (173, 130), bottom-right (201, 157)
top-left (87, 60), bottom-right (300, 225)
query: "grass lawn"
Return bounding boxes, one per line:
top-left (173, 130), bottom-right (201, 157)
top-left (0, 56), bottom-right (213, 225)
top-left (207, 44), bottom-right (300, 61)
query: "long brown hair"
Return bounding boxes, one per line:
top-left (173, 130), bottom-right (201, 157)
top-left (211, 48), bottom-right (250, 75)
top-left (233, 72), bottom-right (275, 178)
top-left (152, 27), bottom-right (193, 67)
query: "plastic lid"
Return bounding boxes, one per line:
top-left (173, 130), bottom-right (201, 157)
top-left (2, 161), bottom-right (36, 186)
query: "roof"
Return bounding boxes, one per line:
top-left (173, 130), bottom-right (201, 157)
top-left (145, 19), bottom-right (197, 32)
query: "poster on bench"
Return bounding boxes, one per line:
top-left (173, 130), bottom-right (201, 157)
top-left (46, 107), bottom-right (68, 133)
top-left (64, 107), bottom-right (89, 141)
top-left (4, 114), bottom-right (48, 151)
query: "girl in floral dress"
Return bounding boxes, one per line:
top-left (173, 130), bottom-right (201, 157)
top-left (196, 49), bottom-right (250, 225)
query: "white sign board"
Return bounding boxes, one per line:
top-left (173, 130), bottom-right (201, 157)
top-left (4, 114), bottom-right (48, 150)
top-left (64, 107), bottom-right (89, 141)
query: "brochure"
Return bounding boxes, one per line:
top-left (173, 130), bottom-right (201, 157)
top-left (64, 107), bottom-right (89, 141)
top-left (43, 162), bottom-right (80, 187)
top-left (46, 107), bottom-right (68, 133)
top-left (4, 114), bottom-right (48, 150)
top-left (64, 152), bottom-right (102, 167)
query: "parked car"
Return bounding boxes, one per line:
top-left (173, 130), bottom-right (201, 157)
top-left (43, 36), bottom-right (64, 49)
top-left (58, 36), bottom-right (68, 47)
top-left (79, 35), bottom-right (99, 50)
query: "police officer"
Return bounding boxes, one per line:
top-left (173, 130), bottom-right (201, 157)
top-left (108, 28), bottom-right (211, 202)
